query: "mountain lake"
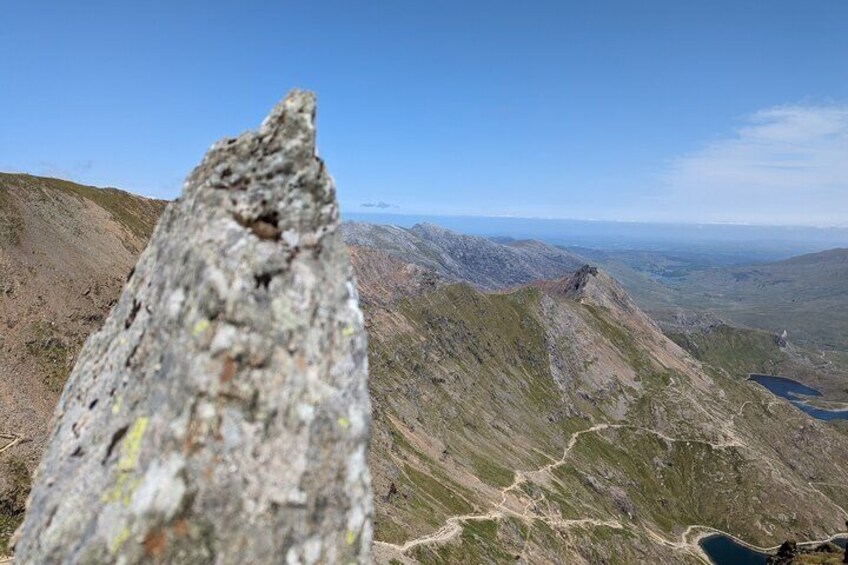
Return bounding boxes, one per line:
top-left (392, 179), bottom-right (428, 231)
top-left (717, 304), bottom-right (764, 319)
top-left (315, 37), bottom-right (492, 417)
top-left (700, 534), bottom-right (846, 565)
top-left (748, 374), bottom-right (848, 421)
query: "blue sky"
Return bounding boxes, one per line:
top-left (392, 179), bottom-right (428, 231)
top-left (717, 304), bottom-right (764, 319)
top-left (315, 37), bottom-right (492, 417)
top-left (1, 0), bottom-right (847, 225)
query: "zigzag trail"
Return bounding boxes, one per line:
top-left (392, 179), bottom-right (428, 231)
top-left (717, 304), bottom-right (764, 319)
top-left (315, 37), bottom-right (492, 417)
top-left (809, 482), bottom-right (848, 518)
top-left (375, 399), bottom-right (848, 561)
top-left (374, 419), bottom-right (744, 559)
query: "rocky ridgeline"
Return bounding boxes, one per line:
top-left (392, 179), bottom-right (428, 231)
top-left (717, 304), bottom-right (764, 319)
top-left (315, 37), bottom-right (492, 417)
top-left (12, 91), bottom-right (372, 564)
top-left (342, 221), bottom-right (584, 290)
top-left (534, 263), bottom-right (665, 337)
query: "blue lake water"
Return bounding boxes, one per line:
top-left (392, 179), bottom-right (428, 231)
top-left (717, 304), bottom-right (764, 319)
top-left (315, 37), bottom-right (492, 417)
top-left (748, 374), bottom-right (848, 421)
top-left (699, 535), bottom-right (768, 564)
top-left (700, 534), bottom-right (846, 565)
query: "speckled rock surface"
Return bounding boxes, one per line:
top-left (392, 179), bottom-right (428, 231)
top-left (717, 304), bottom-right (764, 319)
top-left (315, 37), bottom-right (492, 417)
top-left (13, 90), bottom-right (372, 564)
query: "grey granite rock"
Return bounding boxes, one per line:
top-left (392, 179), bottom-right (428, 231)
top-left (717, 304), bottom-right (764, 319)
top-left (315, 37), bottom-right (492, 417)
top-left (13, 90), bottom-right (372, 564)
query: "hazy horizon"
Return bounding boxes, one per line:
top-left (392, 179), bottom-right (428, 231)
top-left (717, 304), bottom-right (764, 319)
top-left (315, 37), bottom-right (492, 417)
top-left (345, 211), bottom-right (848, 260)
top-left (346, 210), bottom-right (848, 230)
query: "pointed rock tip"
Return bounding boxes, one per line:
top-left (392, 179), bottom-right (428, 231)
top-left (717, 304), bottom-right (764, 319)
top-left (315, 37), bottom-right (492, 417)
top-left (261, 88), bottom-right (317, 134)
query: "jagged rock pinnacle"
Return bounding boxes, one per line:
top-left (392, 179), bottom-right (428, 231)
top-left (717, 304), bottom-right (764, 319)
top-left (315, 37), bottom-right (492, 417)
top-left (13, 90), bottom-right (372, 564)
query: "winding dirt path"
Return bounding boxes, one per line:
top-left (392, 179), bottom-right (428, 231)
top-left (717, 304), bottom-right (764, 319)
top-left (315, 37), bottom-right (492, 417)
top-left (374, 398), bottom-right (848, 563)
top-left (386, 512), bottom-right (503, 554)
top-left (808, 481), bottom-right (848, 518)
top-left (374, 420), bottom-right (746, 560)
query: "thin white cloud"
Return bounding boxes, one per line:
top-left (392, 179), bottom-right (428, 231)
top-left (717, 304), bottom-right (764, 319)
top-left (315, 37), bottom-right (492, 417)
top-left (360, 201), bottom-right (399, 209)
top-left (662, 104), bottom-right (848, 226)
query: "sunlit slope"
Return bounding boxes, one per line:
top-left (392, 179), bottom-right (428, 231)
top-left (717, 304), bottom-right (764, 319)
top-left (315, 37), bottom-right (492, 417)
top-left (362, 267), bottom-right (848, 564)
top-left (0, 173), bottom-right (166, 553)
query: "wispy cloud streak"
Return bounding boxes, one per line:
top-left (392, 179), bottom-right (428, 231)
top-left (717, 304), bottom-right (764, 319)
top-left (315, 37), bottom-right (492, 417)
top-left (663, 104), bottom-right (848, 225)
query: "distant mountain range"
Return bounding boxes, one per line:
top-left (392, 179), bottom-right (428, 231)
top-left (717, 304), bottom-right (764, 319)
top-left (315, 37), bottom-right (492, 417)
top-left (342, 221), bottom-right (585, 290)
top-left (346, 218), bottom-right (848, 354)
top-left (345, 212), bottom-right (848, 260)
top-left (676, 248), bottom-right (848, 348)
top-left (577, 246), bottom-right (848, 353)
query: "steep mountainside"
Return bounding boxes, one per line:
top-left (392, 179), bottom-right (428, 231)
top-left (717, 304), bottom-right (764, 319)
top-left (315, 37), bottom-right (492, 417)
top-left (354, 254), bottom-right (848, 563)
top-left (347, 246), bottom-right (442, 309)
top-left (0, 174), bottom-right (166, 550)
top-left (4, 199), bottom-right (848, 562)
top-left (342, 221), bottom-right (584, 290)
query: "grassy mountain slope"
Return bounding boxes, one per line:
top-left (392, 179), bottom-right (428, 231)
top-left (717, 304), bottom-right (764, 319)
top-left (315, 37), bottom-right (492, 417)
top-left (0, 173), bottom-right (166, 551)
top-left (360, 263), bottom-right (848, 563)
top-left (667, 323), bottom-right (848, 404)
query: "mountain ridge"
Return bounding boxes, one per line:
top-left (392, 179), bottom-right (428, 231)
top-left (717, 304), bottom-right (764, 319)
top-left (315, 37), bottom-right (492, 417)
top-left (342, 220), bottom-right (585, 291)
top-left (773, 247), bottom-right (848, 266)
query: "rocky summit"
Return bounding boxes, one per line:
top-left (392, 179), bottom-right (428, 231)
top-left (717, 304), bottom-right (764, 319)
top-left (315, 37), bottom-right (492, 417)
top-left (11, 91), bottom-right (372, 564)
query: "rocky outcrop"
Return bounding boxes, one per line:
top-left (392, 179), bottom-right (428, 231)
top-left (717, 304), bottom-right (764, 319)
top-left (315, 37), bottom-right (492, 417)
top-left (535, 264), bottom-right (666, 337)
top-left (769, 540), bottom-right (798, 564)
top-left (766, 538), bottom-right (846, 564)
top-left (13, 91), bottom-right (372, 564)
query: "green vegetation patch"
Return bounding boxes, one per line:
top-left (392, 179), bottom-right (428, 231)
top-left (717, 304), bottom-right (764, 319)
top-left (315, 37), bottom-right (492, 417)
top-left (467, 453), bottom-right (515, 489)
top-left (403, 463), bottom-right (475, 517)
top-left (373, 518), bottom-right (410, 547)
top-left (25, 321), bottom-right (75, 393)
top-left (562, 425), bottom-right (787, 543)
top-left (0, 513), bottom-right (20, 556)
top-left (370, 414), bottom-right (484, 543)
top-left (667, 324), bottom-right (785, 379)
top-left (667, 323), bottom-right (848, 401)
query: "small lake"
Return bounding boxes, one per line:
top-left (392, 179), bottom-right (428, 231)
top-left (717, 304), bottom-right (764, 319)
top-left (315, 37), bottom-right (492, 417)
top-left (700, 534), bottom-right (846, 565)
top-left (748, 374), bottom-right (848, 421)
top-left (700, 534), bottom-right (767, 564)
